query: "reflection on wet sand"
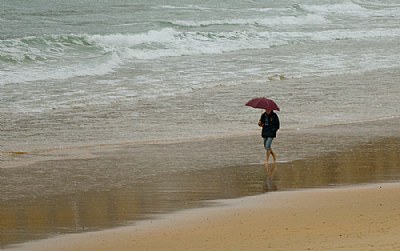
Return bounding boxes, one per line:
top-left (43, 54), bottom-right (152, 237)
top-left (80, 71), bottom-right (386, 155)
top-left (1, 137), bottom-right (400, 249)
top-left (275, 137), bottom-right (400, 189)
top-left (263, 162), bottom-right (277, 192)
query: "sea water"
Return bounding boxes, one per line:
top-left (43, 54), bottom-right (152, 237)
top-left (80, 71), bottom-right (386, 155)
top-left (1, 0), bottom-right (400, 155)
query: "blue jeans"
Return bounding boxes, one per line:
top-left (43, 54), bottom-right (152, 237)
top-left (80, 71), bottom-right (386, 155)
top-left (263, 137), bottom-right (274, 150)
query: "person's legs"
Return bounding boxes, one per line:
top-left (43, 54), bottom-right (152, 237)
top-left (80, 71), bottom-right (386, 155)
top-left (264, 137), bottom-right (275, 163)
top-left (270, 150), bottom-right (277, 163)
top-left (266, 149), bottom-right (271, 163)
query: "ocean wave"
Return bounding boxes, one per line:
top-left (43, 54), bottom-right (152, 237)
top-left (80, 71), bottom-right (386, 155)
top-left (169, 14), bottom-right (328, 27)
top-left (352, 0), bottom-right (400, 8)
top-left (302, 1), bottom-right (400, 17)
top-left (2, 27), bottom-right (400, 65)
top-left (301, 2), bottom-right (366, 16)
top-left (86, 28), bottom-right (179, 48)
top-left (85, 28), bottom-right (289, 60)
top-left (2, 24), bottom-right (400, 84)
top-left (157, 4), bottom-right (211, 10)
top-left (310, 28), bottom-right (400, 41)
top-left (0, 34), bottom-right (121, 85)
top-left (0, 54), bottom-right (121, 85)
top-left (85, 27), bottom-right (400, 60)
top-left (0, 34), bottom-right (97, 64)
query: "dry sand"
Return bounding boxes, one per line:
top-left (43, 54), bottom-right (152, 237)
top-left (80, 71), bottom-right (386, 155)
top-left (10, 182), bottom-right (400, 251)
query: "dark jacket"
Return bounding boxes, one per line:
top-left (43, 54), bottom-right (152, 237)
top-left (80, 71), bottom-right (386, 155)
top-left (259, 111), bottom-right (280, 138)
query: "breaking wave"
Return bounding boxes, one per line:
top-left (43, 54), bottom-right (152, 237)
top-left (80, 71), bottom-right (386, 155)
top-left (2, 3), bottom-right (400, 85)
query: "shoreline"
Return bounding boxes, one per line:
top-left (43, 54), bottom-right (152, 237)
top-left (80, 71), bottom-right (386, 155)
top-left (2, 116), bottom-right (400, 170)
top-left (8, 182), bottom-right (400, 251)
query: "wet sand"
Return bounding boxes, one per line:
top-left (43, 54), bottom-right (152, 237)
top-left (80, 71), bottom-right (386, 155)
top-left (1, 118), bottom-right (400, 249)
top-left (8, 182), bottom-right (400, 251)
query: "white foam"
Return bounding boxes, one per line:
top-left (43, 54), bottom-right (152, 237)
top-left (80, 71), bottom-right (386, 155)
top-left (85, 29), bottom-right (284, 60)
top-left (82, 25), bottom-right (400, 62)
top-left (158, 4), bottom-right (211, 10)
top-left (87, 28), bottom-right (178, 48)
top-left (310, 28), bottom-right (400, 41)
top-left (0, 53), bottom-right (122, 85)
top-left (302, 2), bottom-right (366, 16)
top-left (352, 0), bottom-right (400, 8)
top-left (302, 1), bottom-right (400, 17)
top-left (3, 17), bottom-right (400, 86)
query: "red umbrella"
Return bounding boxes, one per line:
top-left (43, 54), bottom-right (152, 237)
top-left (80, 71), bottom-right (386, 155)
top-left (245, 97), bottom-right (280, 111)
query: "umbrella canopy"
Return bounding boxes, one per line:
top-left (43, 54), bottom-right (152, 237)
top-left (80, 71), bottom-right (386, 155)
top-left (245, 97), bottom-right (280, 111)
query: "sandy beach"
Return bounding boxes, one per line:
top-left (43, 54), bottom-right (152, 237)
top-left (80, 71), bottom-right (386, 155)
top-left (9, 182), bottom-right (400, 251)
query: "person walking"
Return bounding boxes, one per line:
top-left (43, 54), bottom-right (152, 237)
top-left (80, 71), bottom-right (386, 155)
top-left (258, 109), bottom-right (280, 164)
top-left (245, 97), bottom-right (280, 164)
